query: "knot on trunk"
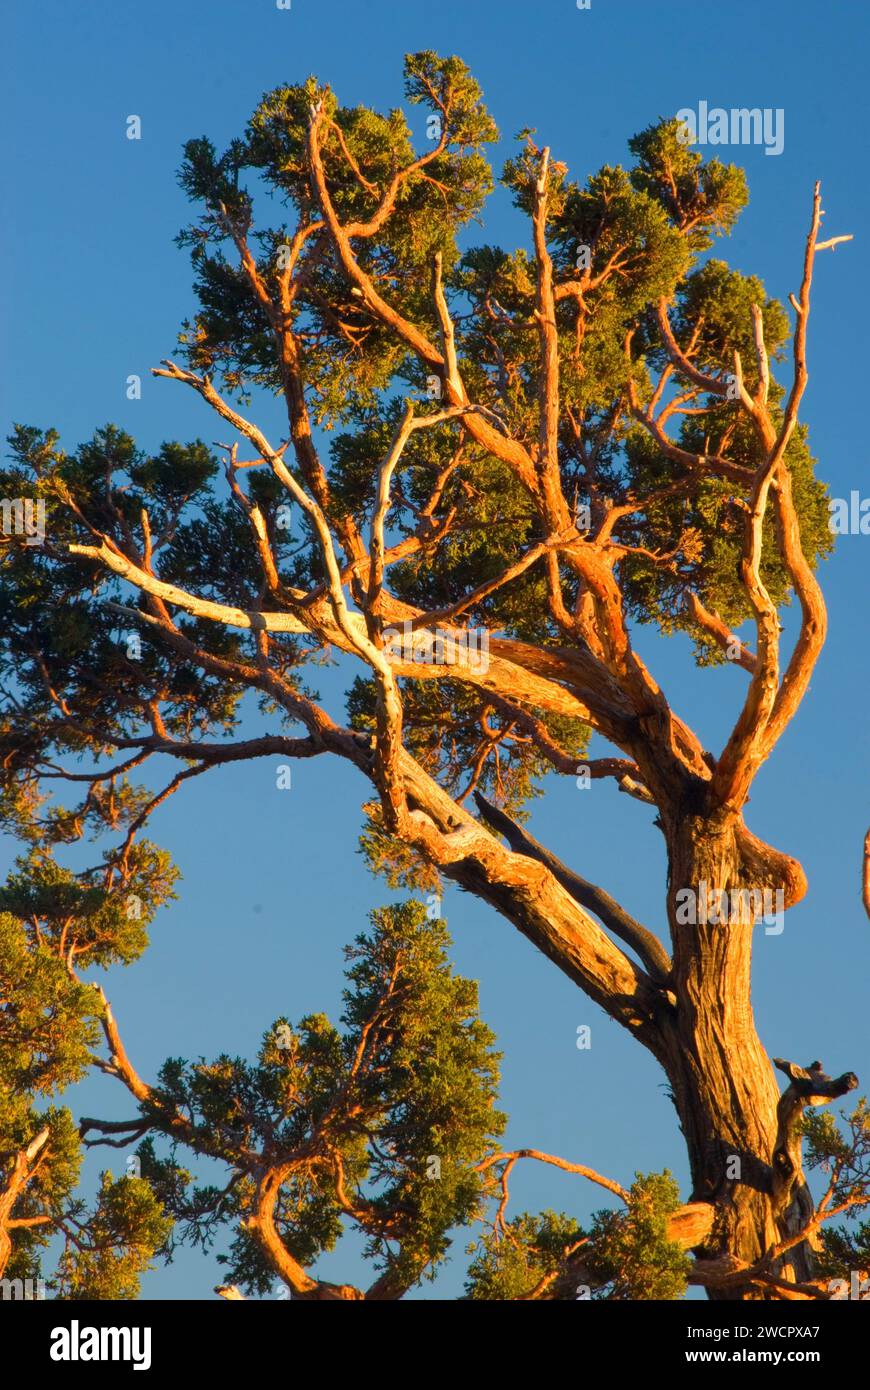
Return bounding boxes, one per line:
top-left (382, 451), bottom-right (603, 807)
top-left (735, 824), bottom-right (808, 909)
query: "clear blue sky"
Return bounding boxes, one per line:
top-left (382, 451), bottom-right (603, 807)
top-left (3, 0), bottom-right (869, 1299)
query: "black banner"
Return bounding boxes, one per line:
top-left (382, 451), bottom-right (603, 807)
top-left (3, 1295), bottom-right (865, 1377)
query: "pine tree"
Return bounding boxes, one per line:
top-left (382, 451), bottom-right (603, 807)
top-left (1, 52), bottom-right (866, 1300)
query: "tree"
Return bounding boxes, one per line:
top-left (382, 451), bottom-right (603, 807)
top-left (1, 52), bottom-right (866, 1301)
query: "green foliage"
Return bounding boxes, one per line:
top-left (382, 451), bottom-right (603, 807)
top-left (53, 1172), bottom-right (173, 1301)
top-left (134, 902), bottom-right (504, 1294)
top-left (585, 1170), bottom-right (690, 1299)
top-left (465, 1171), bottom-right (688, 1300)
top-left (628, 119), bottom-right (748, 248)
top-left (0, 1104), bottom-right (82, 1284)
top-left (1, 57), bottom-right (832, 858)
top-left (1, 902), bottom-right (97, 1282)
top-left (617, 252), bottom-right (831, 662)
top-left (803, 1100), bottom-right (870, 1283)
top-left (0, 910), bottom-right (101, 1091)
top-left (0, 846), bottom-right (177, 969)
top-left (350, 673), bottom-right (588, 820)
top-left (0, 871), bottom-right (173, 1297)
top-left (176, 53), bottom-right (497, 415)
top-left (0, 51), bottom-right (846, 1301)
top-left (465, 1209), bottom-right (584, 1299)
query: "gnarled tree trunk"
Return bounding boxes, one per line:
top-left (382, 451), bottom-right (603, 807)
top-left (661, 810), bottom-right (847, 1296)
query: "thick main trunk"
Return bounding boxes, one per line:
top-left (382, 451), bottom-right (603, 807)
top-left (662, 812), bottom-right (811, 1297)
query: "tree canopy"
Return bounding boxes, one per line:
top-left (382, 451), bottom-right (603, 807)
top-left (1, 52), bottom-right (865, 1301)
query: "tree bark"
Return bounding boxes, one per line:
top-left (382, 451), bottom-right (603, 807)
top-left (661, 812), bottom-right (814, 1297)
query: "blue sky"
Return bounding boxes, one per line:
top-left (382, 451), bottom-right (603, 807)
top-left (3, 0), bottom-right (869, 1299)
